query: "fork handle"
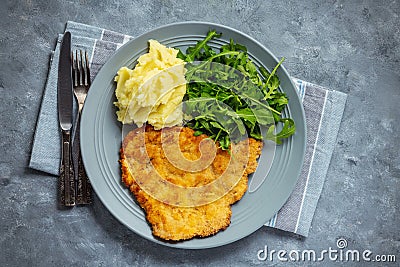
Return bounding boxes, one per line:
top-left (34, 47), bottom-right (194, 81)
top-left (73, 111), bottom-right (92, 204)
top-left (59, 130), bottom-right (75, 207)
top-left (77, 148), bottom-right (92, 204)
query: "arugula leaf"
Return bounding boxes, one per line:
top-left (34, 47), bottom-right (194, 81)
top-left (236, 108), bottom-right (257, 124)
top-left (266, 118), bottom-right (296, 144)
top-left (263, 57), bottom-right (285, 100)
top-left (185, 30), bottom-right (221, 62)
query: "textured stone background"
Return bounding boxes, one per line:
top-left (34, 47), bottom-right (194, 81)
top-left (1, 0), bottom-right (399, 266)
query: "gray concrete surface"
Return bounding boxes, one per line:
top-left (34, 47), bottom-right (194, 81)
top-left (1, 0), bottom-right (399, 266)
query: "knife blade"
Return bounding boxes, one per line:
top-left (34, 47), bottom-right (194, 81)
top-left (57, 31), bottom-right (75, 207)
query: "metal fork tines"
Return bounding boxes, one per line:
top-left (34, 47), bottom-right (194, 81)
top-left (72, 50), bottom-right (90, 111)
top-left (71, 50), bottom-right (92, 205)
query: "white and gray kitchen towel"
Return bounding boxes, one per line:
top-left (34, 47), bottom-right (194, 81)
top-left (30, 21), bottom-right (347, 237)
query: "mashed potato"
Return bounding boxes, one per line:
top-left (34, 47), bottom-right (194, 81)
top-left (114, 40), bottom-right (186, 129)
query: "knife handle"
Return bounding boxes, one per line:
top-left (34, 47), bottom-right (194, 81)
top-left (59, 130), bottom-right (75, 206)
top-left (73, 112), bottom-right (92, 204)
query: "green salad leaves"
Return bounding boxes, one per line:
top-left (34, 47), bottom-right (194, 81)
top-left (177, 30), bottom-right (295, 150)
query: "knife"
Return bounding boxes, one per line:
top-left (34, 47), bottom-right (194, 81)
top-left (57, 31), bottom-right (75, 207)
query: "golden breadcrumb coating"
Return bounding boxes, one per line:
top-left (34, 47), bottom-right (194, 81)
top-left (120, 125), bottom-right (262, 241)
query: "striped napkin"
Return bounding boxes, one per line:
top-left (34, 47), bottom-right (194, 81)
top-left (29, 21), bottom-right (347, 237)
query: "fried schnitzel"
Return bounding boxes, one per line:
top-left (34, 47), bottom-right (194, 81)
top-left (120, 125), bottom-right (262, 241)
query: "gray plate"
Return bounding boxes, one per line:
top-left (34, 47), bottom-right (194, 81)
top-left (80, 21), bottom-right (306, 249)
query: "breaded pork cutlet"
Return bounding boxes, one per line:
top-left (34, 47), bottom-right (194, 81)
top-left (120, 125), bottom-right (262, 241)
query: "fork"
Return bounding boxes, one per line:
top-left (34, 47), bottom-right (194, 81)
top-left (71, 50), bottom-right (92, 205)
